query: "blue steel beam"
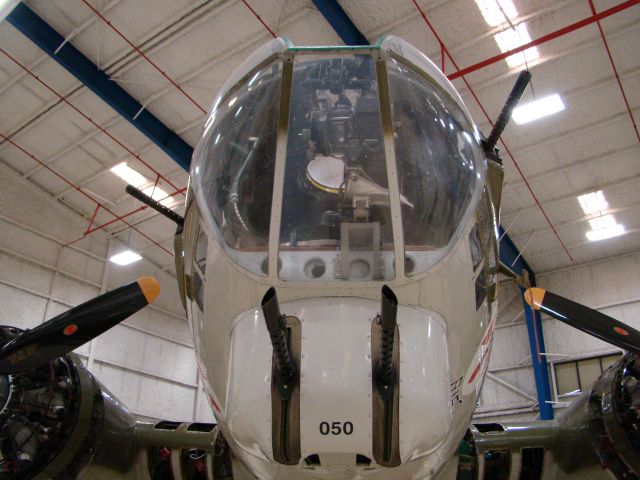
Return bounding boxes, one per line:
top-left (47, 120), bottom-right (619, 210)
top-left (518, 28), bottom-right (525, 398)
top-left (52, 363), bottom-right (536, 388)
top-left (315, 0), bottom-right (555, 419)
top-left (311, 0), bottom-right (369, 45)
top-left (499, 227), bottom-right (554, 419)
top-left (7, 3), bottom-right (193, 171)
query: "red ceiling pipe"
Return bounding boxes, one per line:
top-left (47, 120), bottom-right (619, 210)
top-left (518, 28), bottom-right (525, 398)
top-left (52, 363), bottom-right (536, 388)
top-left (240, 0), bottom-right (277, 39)
top-left (0, 131), bottom-right (173, 256)
top-left (588, 0), bottom-right (640, 144)
top-left (0, 47), bottom-right (185, 195)
top-left (80, 0), bottom-right (207, 114)
top-left (83, 187), bottom-right (187, 236)
top-left (412, 0), bottom-right (574, 261)
top-left (447, 0), bottom-right (640, 80)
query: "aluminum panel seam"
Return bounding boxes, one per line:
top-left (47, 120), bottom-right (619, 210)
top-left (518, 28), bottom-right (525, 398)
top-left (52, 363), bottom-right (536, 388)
top-left (7, 3), bottom-right (194, 171)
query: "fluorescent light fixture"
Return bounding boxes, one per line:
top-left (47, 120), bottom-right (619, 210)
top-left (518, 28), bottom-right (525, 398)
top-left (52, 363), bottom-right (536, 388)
top-left (0, 0), bottom-right (20, 24)
top-left (578, 190), bottom-right (608, 215)
top-left (474, 0), bottom-right (518, 27)
top-left (512, 94), bottom-right (565, 124)
top-left (109, 250), bottom-right (142, 266)
top-left (111, 162), bottom-right (147, 186)
top-left (588, 214), bottom-right (616, 231)
top-left (586, 223), bottom-right (626, 242)
top-left (494, 23), bottom-right (540, 68)
top-left (584, 211), bottom-right (626, 242)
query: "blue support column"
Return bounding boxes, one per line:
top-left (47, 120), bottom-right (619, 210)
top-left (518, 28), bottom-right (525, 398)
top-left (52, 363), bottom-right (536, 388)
top-left (500, 228), bottom-right (554, 419)
top-left (7, 3), bottom-right (193, 171)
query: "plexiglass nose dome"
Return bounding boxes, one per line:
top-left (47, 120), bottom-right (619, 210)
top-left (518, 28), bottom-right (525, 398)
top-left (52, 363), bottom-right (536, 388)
top-left (191, 36), bottom-right (485, 282)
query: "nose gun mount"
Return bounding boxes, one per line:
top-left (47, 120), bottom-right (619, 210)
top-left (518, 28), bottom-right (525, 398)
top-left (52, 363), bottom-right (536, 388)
top-left (261, 288), bottom-right (301, 465)
top-left (372, 285), bottom-right (401, 467)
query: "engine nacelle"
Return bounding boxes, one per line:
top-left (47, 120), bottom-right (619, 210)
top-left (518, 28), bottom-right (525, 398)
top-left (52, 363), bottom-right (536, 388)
top-left (0, 327), bottom-right (222, 479)
top-left (460, 353), bottom-right (640, 479)
top-left (0, 326), bottom-right (106, 478)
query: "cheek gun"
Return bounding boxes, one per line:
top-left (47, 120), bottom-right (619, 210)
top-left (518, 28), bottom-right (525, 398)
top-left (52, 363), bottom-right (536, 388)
top-left (261, 287), bottom-right (301, 465)
top-left (372, 285), bottom-right (401, 467)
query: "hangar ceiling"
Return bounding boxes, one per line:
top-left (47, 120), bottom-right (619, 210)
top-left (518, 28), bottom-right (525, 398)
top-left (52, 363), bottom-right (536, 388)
top-left (0, 0), bottom-right (638, 275)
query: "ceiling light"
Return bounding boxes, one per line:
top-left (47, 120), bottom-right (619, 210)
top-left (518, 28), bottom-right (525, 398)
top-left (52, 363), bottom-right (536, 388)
top-left (494, 23), bottom-right (540, 68)
top-left (511, 94), bottom-right (564, 124)
top-left (586, 223), bottom-right (626, 242)
top-left (111, 162), bottom-right (147, 187)
top-left (0, 0), bottom-right (20, 24)
top-left (474, 0), bottom-right (518, 27)
top-left (577, 190), bottom-right (608, 215)
top-left (588, 214), bottom-right (616, 231)
top-left (109, 250), bottom-right (142, 266)
top-left (584, 212), bottom-right (626, 242)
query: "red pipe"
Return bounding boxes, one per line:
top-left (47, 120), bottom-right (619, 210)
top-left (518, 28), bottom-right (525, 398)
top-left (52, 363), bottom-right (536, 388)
top-left (412, 0), bottom-right (574, 262)
top-left (84, 187), bottom-right (187, 236)
top-left (83, 205), bottom-right (147, 236)
top-left (447, 0), bottom-right (640, 80)
top-left (80, 0), bottom-right (207, 115)
top-left (240, 0), bottom-right (277, 39)
top-left (0, 131), bottom-right (173, 256)
top-left (84, 203), bottom-right (101, 235)
top-left (588, 0), bottom-right (640, 144)
top-left (0, 47), bottom-right (184, 195)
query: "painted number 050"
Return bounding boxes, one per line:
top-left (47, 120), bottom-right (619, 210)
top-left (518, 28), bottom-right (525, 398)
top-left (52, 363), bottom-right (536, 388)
top-left (319, 421), bottom-right (353, 435)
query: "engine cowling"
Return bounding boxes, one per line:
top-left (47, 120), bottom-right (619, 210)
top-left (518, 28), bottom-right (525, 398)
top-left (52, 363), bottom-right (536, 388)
top-left (460, 353), bottom-right (640, 479)
top-left (0, 326), bottom-right (222, 479)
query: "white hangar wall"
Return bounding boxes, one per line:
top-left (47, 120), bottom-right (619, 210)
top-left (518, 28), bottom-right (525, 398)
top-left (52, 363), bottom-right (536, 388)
top-left (0, 162), bottom-right (214, 423)
top-left (476, 251), bottom-right (640, 424)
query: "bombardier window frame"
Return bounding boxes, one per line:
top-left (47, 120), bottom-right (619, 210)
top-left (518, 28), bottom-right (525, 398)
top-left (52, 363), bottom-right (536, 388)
top-left (386, 51), bottom-right (486, 276)
top-left (272, 52), bottom-right (403, 282)
top-left (192, 39), bottom-right (485, 284)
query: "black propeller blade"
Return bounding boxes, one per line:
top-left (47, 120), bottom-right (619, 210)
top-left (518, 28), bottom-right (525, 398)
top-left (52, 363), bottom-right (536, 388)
top-left (0, 277), bottom-right (160, 374)
top-left (524, 287), bottom-right (640, 355)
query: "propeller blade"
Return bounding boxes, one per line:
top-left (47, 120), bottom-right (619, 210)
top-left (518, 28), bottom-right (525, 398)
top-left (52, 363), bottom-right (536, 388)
top-left (0, 277), bottom-right (160, 374)
top-left (523, 287), bottom-right (640, 355)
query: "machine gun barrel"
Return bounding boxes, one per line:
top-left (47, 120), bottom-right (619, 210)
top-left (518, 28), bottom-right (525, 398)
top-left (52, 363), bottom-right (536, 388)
top-left (377, 285), bottom-right (398, 386)
top-left (125, 184), bottom-right (184, 228)
top-left (261, 288), bottom-right (295, 385)
top-left (485, 70), bottom-right (532, 154)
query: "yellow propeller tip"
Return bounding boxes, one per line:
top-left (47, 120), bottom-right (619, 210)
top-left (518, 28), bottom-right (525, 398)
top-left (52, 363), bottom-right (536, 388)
top-left (523, 287), bottom-right (546, 310)
top-left (137, 276), bottom-right (160, 304)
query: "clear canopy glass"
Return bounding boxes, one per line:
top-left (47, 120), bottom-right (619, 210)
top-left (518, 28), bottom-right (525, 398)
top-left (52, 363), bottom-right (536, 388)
top-left (191, 60), bottom-right (282, 276)
top-left (191, 36), bottom-right (485, 281)
top-left (278, 54), bottom-right (394, 281)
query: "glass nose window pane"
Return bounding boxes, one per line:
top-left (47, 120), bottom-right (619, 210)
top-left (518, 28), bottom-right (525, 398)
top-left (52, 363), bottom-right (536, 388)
top-left (278, 55), bottom-right (395, 282)
top-left (192, 61), bottom-right (282, 276)
top-left (387, 58), bottom-right (483, 275)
